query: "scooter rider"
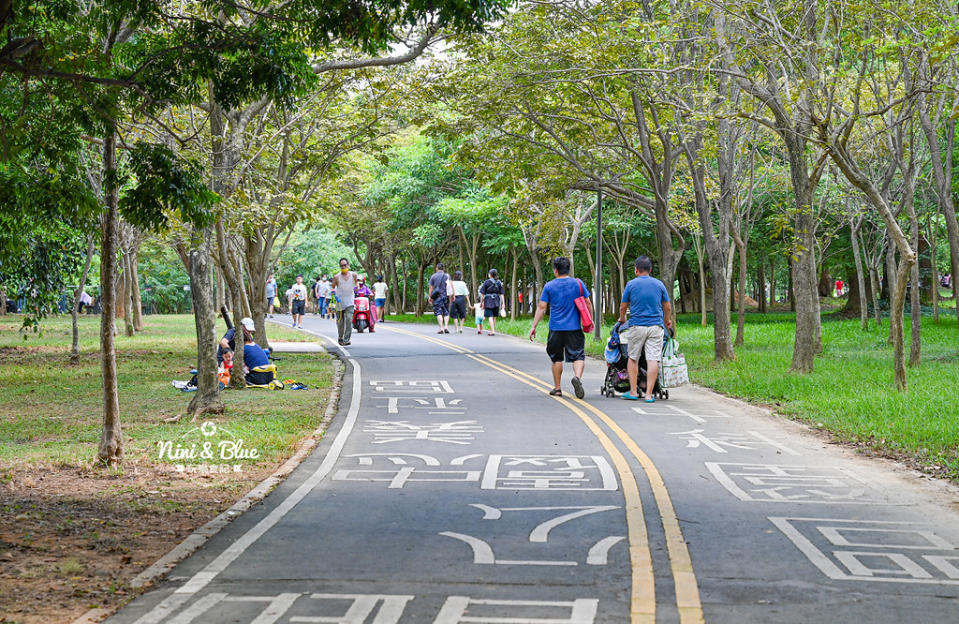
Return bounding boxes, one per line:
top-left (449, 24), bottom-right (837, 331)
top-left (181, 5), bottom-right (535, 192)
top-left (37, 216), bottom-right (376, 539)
top-left (354, 276), bottom-right (376, 333)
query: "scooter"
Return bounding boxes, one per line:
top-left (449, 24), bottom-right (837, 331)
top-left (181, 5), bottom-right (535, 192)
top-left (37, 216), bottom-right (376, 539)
top-left (353, 296), bottom-right (373, 333)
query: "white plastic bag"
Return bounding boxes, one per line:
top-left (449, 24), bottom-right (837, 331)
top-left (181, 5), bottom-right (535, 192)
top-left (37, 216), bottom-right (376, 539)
top-left (659, 335), bottom-right (689, 388)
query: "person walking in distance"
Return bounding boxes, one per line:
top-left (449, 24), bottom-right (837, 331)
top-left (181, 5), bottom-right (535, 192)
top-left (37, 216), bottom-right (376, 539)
top-left (427, 262), bottom-right (453, 334)
top-left (529, 257), bottom-right (592, 398)
top-left (331, 258), bottom-right (358, 346)
top-left (449, 271), bottom-right (471, 333)
top-left (265, 273), bottom-right (277, 318)
top-left (290, 275), bottom-right (308, 328)
top-left (618, 255), bottom-right (673, 402)
top-left (479, 269), bottom-right (504, 336)
top-left (372, 275), bottom-right (388, 323)
top-left (316, 275), bottom-right (331, 318)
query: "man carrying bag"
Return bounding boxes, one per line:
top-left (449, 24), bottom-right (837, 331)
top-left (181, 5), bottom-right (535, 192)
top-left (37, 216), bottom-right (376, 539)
top-left (529, 256), bottom-right (594, 399)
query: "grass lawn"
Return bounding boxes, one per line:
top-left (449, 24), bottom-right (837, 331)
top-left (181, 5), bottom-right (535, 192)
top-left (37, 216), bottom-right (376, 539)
top-left (388, 310), bottom-right (959, 480)
top-left (0, 313), bottom-right (337, 623)
top-left (0, 313), bottom-right (334, 470)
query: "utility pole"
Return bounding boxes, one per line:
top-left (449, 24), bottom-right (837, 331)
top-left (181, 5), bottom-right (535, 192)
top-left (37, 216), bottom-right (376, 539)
top-left (594, 190), bottom-right (603, 339)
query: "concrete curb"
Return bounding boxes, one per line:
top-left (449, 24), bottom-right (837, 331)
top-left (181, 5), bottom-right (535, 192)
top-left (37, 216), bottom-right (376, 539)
top-left (71, 345), bottom-right (345, 624)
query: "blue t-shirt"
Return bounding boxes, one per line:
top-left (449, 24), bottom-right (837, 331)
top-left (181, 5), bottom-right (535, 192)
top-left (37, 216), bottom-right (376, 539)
top-left (540, 277), bottom-right (590, 331)
top-left (244, 343), bottom-right (270, 369)
top-left (622, 275), bottom-right (669, 327)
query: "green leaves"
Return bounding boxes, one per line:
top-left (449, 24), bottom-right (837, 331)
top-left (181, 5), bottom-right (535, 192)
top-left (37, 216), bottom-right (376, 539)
top-left (119, 143), bottom-right (219, 232)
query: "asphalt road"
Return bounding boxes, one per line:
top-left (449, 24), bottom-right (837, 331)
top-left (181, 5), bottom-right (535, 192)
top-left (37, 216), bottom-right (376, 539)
top-left (108, 315), bottom-right (959, 624)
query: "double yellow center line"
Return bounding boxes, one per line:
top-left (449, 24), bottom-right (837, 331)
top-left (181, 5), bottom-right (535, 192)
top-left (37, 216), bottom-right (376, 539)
top-left (383, 326), bottom-right (704, 624)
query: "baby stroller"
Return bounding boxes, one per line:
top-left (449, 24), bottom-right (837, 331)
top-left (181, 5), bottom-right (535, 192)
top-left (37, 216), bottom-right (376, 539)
top-left (600, 322), bottom-right (668, 400)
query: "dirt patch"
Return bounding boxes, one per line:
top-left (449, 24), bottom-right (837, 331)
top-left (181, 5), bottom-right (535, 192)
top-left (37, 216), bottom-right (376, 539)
top-left (0, 462), bottom-right (276, 624)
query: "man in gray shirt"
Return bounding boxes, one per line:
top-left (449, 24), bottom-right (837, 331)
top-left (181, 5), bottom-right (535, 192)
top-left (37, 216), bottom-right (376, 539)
top-left (331, 258), bottom-right (358, 346)
top-left (265, 273), bottom-right (277, 318)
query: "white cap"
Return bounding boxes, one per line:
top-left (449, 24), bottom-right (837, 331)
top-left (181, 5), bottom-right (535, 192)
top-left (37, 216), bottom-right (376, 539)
top-left (241, 317), bottom-right (255, 331)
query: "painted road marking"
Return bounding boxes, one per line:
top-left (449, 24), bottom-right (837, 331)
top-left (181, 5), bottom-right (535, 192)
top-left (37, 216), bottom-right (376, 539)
top-left (363, 420), bottom-right (484, 445)
top-left (134, 356), bottom-right (365, 624)
top-left (771, 517), bottom-right (959, 584)
top-left (440, 505), bottom-right (623, 566)
top-left (333, 453), bottom-right (617, 491)
top-left (463, 349), bottom-right (704, 624)
top-left (632, 405), bottom-right (732, 424)
top-left (375, 396), bottom-right (467, 415)
top-left (370, 380), bottom-right (456, 393)
top-left (378, 327), bottom-right (664, 624)
top-left (705, 462), bottom-right (888, 504)
top-left (668, 428), bottom-right (800, 455)
top-left (433, 597), bottom-right (599, 624)
top-left (481, 455), bottom-right (618, 490)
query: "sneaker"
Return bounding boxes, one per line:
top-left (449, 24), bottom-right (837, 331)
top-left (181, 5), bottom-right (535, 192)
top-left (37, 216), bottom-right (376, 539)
top-left (571, 376), bottom-right (585, 399)
top-left (292, 321), bottom-right (296, 327)
top-left (444, 329), bottom-right (450, 334)
top-left (342, 341), bottom-right (351, 346)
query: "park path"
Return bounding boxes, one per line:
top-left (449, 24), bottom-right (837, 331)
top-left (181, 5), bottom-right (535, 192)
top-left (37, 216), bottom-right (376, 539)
top-left (106, 316), bottom-right (959, 624)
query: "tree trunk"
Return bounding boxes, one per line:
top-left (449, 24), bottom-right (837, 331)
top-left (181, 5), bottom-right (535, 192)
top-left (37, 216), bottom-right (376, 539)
top-left (885, 242), bottom-right (897, 344)
top-left (817, 267), bottom-right (833, 298)
top-left (187, 227), bottom-right (225, 416)
top-left (757, 260), bottom-right (766, 314)
top-left (415, 261), bottom-right (425, 316)
top-left (907, 205), bottom-right (921, 367)
top-left (850, 216), bottom-right (868, 331)
top-left (401, 256), bottom-right (408, 313)
top-left (784, 138), bottom-right (820, 371)
top-left (115, 258), bottom-right (127, 320)
top-left (510, 247), bottom-right (518, 320)
top-left (869, 265), bottom-right (882, 326)
top-left (72, 234), bottom-right (96, 360)
top-left (918, 106), bottom-right (959, 330)
top-left (734, 237), bottom-right (747, 346)
top-left (928, 216), bottom-right (940, 323)
top-left (121, 252), bottom-right (135, 337)
top-left (769, 256), bottom-right (777, 307)
top-left (788, 262), bottom-right (795, 312)
top-left (130, 246), bottom-right (143, 331)
top-left (828, 142), bottom-right (917, 390)
top-left (97, 129), bottom-right (123, 467)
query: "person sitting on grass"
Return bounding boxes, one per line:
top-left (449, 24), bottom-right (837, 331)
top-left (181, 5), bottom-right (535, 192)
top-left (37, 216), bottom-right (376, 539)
top-left (242, 329), bottom-right (273, 385)
top-left (218, 349), bottom-right (234, 387)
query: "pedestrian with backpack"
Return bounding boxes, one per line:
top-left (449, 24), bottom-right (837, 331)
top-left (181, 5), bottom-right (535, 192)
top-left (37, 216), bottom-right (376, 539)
top-left (479, 269), bottom-right (505, 336)
top-left (427, 262), bottom-right (453, 334)
top-left (529, 257), bottom-right (593, 398)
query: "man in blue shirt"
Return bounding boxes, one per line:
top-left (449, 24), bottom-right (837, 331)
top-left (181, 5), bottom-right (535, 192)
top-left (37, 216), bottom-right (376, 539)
top-left (618, 255), bottom-right (673, 402)
top-left (530, 257), bottom-right (594, 399)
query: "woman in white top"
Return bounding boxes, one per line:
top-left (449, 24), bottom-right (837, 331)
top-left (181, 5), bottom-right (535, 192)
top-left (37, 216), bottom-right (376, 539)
top-left (449, 270), bottom-right (472, 333)
top-left (372, 275), bottom-right (389, 322)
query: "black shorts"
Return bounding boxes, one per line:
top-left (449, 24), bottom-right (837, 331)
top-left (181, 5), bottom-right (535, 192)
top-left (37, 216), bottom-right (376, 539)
top-left (484, 306), bottom-right (500, 318)
top-left (450, 296), bottom-right (468, 319)
top-left (547, 329), bottom-right (585, 363)
top-left (292, 300), bottom-right (306, 315)
top-left (432, 295), bottom-right (450, 317)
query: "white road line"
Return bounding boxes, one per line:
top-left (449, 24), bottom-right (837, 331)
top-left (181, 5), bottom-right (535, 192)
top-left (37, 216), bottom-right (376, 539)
top-left (587, 536), bottom-right (626, 565)
top-left (439, 531), bottom-right (496, 564)
top-left (135, 356), bottom-right (363, 624)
